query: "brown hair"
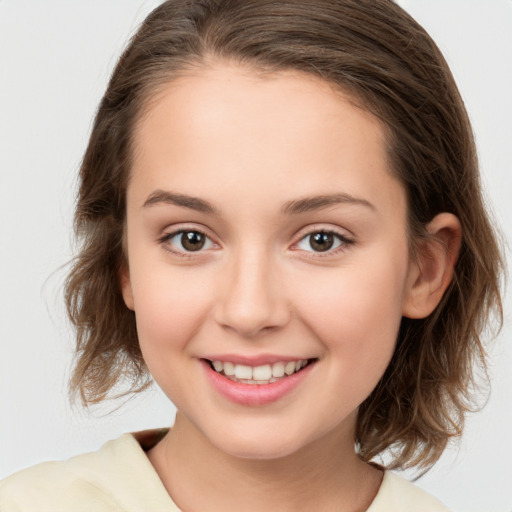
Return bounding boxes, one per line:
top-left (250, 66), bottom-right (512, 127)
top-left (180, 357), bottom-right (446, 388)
top-left (65, 0), bottom-right (503, 471)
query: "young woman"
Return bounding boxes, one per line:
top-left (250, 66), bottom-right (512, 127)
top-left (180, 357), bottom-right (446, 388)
top-left (0, 1), bottom-right (504, 510)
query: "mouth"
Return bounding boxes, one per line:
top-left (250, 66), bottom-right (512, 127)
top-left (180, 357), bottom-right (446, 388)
top-left (201, 357), bottom-right (318, 406)
top-left (204, 358), bottom-right (316, 385)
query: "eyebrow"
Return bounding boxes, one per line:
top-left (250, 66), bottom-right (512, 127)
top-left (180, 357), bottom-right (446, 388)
top-left (281, 193), bottom-right (375, 215)
top-left (142, 189), bottom-right (375, 215)
top-left (143, 190), bottom-right (220, 215)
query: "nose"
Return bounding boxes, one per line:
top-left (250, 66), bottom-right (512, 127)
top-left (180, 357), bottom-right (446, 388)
top-left (214, 247), bottom-right (291, 338)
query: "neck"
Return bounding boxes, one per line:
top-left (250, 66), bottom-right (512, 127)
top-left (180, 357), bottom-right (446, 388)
top-left (148, 412), bottom-right (383, 512)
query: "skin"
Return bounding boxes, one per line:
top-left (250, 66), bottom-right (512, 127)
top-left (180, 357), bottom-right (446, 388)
top-left (121, 61), bottom-right (461, 511)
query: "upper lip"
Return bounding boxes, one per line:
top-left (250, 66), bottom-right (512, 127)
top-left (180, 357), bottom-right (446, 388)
top-left (202, 354), bottom-right (315, 366)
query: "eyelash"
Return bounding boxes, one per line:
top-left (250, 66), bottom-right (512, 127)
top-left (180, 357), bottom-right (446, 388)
top-left (294, 229), bottom-right (355, 257)
top-left (158, 227), bottom-right (355, 259)
top-left (158, 228), bottom-right (214, 259)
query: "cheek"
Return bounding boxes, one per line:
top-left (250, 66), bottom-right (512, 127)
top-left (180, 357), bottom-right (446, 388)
top-left (130, 267), bottom-right (213, 361)
top-left (293, 253), bottom-right (408, 379)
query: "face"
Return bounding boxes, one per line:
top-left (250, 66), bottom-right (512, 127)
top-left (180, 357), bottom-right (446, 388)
top-left (122, 62), bottom-right (418, 460)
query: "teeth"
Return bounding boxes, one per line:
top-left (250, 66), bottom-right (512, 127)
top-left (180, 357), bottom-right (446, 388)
top-left (223, 362), bottom-right (235, 376)
top-left (210, 359), bottom-right (311, 383)
top-left (284, 361), bottom-right (296, 375)
top-left (272, 362), bottom-right (285, 378)
top-left (253, 364), bottom-right (272, 380)
top-left (234, 364), bottom-right (252, 380)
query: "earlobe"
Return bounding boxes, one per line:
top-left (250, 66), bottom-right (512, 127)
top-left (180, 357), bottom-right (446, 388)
top-left (402, 213), bottom-right (462, 319)
top-left (119, 262), bottom-right (135, 311)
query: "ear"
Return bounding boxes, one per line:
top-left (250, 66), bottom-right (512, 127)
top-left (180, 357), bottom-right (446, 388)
top-left (402, 213), bottom-right (462, 319)
top-left (119, 261), bottom-right (135, 311)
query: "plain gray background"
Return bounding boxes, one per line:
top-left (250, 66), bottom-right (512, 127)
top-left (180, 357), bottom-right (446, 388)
top-left (1, 1), bottom-right (511, 510)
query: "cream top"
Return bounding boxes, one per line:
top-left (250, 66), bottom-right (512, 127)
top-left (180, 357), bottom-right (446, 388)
top-left (0, 429), bottom-right (450, 511)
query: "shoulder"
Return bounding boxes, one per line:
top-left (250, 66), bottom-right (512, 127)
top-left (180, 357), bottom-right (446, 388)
top-left (368, 471), bottom-right (451, 512)
top-left (0, 431), bottom-right (177, 512)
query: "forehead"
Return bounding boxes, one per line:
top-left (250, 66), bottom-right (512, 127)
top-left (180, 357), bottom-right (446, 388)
top-left (129, 61), bottom-right (405, 219)
top-left (135, 62), bottom-right (382, 157)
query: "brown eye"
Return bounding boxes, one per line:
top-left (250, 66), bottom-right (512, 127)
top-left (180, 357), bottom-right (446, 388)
top-left (180, 231), bottom-right (206, 251)
top-left (161, 229), bottom-right (214, 255)
top-left (309, 232), bottom-right (335, 252)
top-left (296, 230), bottom-right (351, 254)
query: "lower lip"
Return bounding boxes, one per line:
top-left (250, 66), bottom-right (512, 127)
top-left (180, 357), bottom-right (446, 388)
top-left (201, 359), bottom-right (316, 406)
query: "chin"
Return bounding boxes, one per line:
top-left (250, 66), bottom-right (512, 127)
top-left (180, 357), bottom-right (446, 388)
top-left (206, 424), bottom-right (314, 461)
top-left (222, 440), bottom-right (301, 461)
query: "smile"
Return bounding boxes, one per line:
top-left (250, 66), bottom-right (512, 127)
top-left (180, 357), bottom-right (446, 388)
top-left (202, 357), bottom-right (317, 406)
top-left (209, 359), bottom-right (310, 384)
